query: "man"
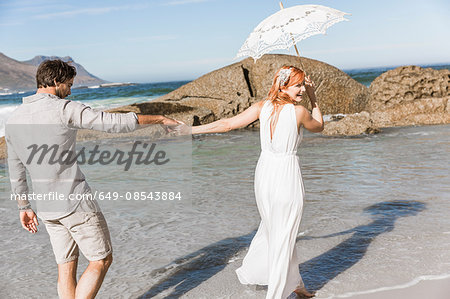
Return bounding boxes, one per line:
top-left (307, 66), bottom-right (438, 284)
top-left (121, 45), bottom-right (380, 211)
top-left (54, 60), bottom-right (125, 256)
top-left (5, 59), bottom-right (179, 299)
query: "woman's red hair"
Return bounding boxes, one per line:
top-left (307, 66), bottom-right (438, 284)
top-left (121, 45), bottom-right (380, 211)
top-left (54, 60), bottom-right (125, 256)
top-left (267, 66), bottom-right (305, 104)
top-left (266, 66), bottom-right (305, 120)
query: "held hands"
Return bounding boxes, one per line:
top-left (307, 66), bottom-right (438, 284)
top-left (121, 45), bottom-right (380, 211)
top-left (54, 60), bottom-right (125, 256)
top-left (161, 116), bottom-right (182, 133)
top-left (161, 116), bottom-right (180, 126)
top-left (162, 117), bottom-right (191, 135)
top-left (172, 120), bottom-right (192, 135)
top-left (20, 210), bottom-right (39, 233)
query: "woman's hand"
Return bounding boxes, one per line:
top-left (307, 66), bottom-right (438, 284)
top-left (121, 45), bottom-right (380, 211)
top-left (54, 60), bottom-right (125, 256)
top-left (296, 76), bottom-right (323, 132)
top-left (304, 76), bottom-right (316, 102)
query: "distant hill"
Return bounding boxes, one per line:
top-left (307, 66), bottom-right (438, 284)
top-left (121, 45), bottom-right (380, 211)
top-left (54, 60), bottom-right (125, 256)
top-left (0, 53), bottom-right (36, 92)
top-left (0, 53), bottom-right (107, 92)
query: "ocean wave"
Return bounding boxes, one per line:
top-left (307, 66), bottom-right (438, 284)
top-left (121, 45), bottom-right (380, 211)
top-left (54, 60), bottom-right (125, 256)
top-left (320, 273), bottom-right (450, 298)
top-left (0, 105), bottom-right (20, 137)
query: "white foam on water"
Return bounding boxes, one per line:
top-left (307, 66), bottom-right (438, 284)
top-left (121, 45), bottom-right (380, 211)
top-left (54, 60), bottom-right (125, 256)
top-left (319, 273), bottom-right (450, 298)
top-left (76, 96), bottom-right (155, 110)
top-left (0, 96), bottom-right (155, 137)
top-left (0, 104), bottom-right (20, 137)
top-left (323, 114), bottom-right (347, 122)
top-left (1, 124), bottom-right (449, 298)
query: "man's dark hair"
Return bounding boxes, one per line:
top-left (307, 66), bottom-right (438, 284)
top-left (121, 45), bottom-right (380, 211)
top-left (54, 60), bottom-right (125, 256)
top-left (36, 59), bottom-right (77, 88)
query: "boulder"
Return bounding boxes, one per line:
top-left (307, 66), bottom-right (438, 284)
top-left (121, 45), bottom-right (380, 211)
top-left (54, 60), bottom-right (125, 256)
top-left (157, 62), bottom-right (254, 122)
top-left (368, 65), bottom-right (449, 111)
top-left (370, 97), bottom-right (450, 127)
top-left (0, 137), bottom-right (6, 161)
top-left (108, 54), bottom-right (370, 126)
top-left (106, 101), bottom-right (214, 126)
top-left (322, 65), bottom-right (450, 136)
top-left (240, 54), bottom-right (369, 114)
top-left (322, 111), bottom-right (380, 136)
top-left (367, 65), bottom-right (450, 128)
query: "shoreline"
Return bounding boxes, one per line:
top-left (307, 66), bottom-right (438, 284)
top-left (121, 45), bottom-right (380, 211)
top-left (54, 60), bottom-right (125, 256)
top-left (340, 275), bottom-right (450, 299)
top-left (176, 244), bottom-right (450, 299)
top-left (0, 123), bottom-right (450, 161)
top-left (1, 124), bottom-right (449, 298)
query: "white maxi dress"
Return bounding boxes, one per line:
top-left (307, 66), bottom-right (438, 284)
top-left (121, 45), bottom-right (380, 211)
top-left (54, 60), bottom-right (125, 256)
top-left (236, 100), bottom-right (305, 299)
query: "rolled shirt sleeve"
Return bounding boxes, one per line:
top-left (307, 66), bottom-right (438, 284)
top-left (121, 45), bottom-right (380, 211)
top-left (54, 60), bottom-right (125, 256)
top-left (5, 134), bottom-right (29, 206)
top-left (59, 100), bottom-right (139, 133)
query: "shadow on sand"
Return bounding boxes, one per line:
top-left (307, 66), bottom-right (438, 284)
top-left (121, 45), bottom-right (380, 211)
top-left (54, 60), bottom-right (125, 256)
top-left (299, 200), bottom-right (426, 292)
top-left (139, 200), bottom-right (425, 298)
top-left (138, 231), bottom-right (256, 298)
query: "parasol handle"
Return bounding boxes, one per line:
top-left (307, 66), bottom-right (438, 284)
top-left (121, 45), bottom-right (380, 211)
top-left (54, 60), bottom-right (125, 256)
top-left (279, 1), bottom-right (305, 71)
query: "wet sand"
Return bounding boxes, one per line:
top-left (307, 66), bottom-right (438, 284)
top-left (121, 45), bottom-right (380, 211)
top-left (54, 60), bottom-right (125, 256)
top-left (345, 276), bottom-right (450, 299)
top-left (2, 125), bottom-right (450, 298)
top-left (180, 252), bottom-right (450, 299)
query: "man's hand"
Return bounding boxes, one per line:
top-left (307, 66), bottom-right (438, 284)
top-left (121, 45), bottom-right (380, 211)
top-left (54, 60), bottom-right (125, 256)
top-left (20, 210), bottom-right (39, 233)
top-left (162, 118), bottom-right (190, 135)
top-left (161, 116), bottom-right (180, 126)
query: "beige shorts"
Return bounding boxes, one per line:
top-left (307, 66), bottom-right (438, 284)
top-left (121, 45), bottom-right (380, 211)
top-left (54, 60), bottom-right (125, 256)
top-left (43, 199), bottom-right (113, 264)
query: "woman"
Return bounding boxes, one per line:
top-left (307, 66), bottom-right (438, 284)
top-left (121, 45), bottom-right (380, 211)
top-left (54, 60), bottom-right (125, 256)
top-left (191, 66), bottom-right (323, 298)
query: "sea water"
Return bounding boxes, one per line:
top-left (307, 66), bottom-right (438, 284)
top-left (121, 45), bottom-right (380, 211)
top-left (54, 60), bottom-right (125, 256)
top-left (0, 63), bottom-right (448, 136)
top-left (0, 81), bottom-right (189, 137)
top-left (0, 66), bottom-right (449, 298)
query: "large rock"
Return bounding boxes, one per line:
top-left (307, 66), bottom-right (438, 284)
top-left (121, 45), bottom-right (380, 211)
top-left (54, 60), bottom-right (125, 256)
top-left (107, 101), bottom-right (215, 126)
top-left (368, 65), bottom-right (449, 111)
top-left (240, 54), bottom-right (369, 114)
top-left (370, 97), bottom-right (450, 127)
top-left (109, 54), bottom-right (369, 126)
top-left (158, 62), bottom-right (254, 120)
top-left (368, 65), bottom-right (450, 128)
top-left (322, 111), bottom-right (380, 136)
top-left (322, 65), bottom-right (450, 136)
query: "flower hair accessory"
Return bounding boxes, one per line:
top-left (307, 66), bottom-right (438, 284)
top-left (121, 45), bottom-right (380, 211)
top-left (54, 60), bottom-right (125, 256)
top-left (278, 68), bottom-right (292, 86)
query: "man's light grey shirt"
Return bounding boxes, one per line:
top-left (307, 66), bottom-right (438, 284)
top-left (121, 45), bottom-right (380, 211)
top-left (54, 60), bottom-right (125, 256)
top-left (6, 93), bottom-right (139, 220)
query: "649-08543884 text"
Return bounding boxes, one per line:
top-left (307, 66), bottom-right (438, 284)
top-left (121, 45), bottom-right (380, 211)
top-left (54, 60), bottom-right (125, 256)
top-left (94, 191), bottom-right (182, 201)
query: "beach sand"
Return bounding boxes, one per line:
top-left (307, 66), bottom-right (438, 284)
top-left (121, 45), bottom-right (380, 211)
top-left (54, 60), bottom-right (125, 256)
top-left (179, 249), bottom-right (268, 299)
top-left (180, 247), bottom-right (450, 299)
top-left (347, 277), bottom-right (450, 299)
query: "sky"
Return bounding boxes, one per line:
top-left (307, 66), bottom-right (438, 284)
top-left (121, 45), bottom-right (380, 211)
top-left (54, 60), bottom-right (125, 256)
top-left (0, 0), bottom-right (449, 83)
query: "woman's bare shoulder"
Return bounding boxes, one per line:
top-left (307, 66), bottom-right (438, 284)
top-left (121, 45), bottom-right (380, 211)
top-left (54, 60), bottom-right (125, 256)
top-left (254, 100), bottom-right (267, 108)
top-left (293, 105), bottom-right (310, 126)
top-left (252, 100), bottom-right (267, 114)
top-left (294, 104), bottom-right (308, 115)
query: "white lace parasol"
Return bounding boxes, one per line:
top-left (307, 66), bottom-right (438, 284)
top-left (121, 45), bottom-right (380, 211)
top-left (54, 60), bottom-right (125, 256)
top-left (236, 4), bottom-right (350, 60)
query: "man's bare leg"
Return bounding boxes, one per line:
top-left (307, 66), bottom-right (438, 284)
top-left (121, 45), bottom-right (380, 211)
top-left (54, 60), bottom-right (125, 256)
top-left (75, 254), bottom-right (113, 299)
top-left (57, 259), bottom-right (78, 299)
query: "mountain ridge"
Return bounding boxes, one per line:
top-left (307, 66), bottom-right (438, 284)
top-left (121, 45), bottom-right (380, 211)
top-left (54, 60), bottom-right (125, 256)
top-left (0, 53), bottom-right (107, 92)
